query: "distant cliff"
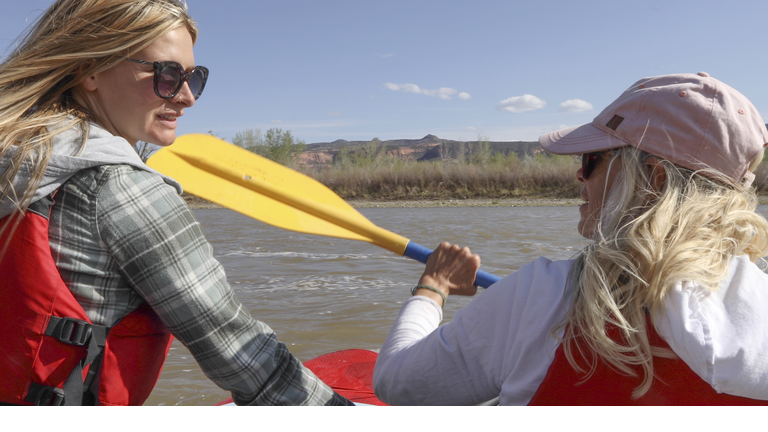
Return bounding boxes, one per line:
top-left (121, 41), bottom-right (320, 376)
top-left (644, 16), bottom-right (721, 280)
top-left (296, 134), bottom-right (542, 167)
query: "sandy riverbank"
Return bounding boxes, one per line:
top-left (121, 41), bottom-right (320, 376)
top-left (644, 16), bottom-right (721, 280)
top-left (344, 198), bottom-right (583, 208)
top-left (353, 196), bottom-right (768, 208)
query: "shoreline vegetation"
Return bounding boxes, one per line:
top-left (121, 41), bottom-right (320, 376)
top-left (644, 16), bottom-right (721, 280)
top-left (180, 129), bottom-right (768, 210)
top-left (183, 151), bottom-right (588, 209)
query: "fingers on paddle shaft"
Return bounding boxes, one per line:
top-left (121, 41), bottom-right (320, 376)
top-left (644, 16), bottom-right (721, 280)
top-left (419, 242), bottom-right (480, 297)
top-left (405, 241), bottom-right (500, 289)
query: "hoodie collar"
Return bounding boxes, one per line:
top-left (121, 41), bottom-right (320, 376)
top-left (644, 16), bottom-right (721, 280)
top-left (0, 122), bottom-right (182, 219)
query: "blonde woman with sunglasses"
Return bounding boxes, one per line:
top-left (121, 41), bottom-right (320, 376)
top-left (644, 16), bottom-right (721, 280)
top-left (374, 73), bottom-right (768, 405)
top-left (0, 0), bottom-right (351, 406)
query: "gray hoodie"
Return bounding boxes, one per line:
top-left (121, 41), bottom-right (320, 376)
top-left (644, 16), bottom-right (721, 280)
top-left (0, 122), bottom-right (181, 219)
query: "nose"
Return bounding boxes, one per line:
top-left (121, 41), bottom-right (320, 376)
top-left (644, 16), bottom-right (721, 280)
top-left (173, 81), bottom-right (196, 107)
top-left (577, 167), bottom-right (586, 184)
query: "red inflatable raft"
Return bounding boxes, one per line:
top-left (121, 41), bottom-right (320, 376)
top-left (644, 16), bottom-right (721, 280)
top-left (215, 349), bottom-right (386, 406)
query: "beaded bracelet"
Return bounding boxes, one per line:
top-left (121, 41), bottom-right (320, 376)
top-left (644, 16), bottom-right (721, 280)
top-left (411, 284), bottom-right (447, 308)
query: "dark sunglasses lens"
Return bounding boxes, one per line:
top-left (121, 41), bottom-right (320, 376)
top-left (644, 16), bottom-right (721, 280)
top-left (187, 68), bottom-right (207, 99)
top-left (582, 153), bottom-right (596, 179)
top-left (156, 63), bottom-right (183, 98)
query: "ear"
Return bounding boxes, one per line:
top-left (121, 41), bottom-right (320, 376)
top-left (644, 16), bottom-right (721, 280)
top-left (77, 63), bottom-right (99, 92)
top-left (80, 75), bottom-right (98, 92)
top-left (644, 157), bottom-right (666, 192)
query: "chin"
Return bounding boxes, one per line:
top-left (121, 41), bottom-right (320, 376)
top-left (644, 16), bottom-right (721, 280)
top-left (577, 226), bottom-right (588, 239)
top-left (578, 220), bottom-right (596, 240)
top-left (148, 133), bottom-right (177, 147)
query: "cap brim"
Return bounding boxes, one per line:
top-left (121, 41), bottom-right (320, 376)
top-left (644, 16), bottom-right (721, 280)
top-left (539, 122), bottom-right (629, 155)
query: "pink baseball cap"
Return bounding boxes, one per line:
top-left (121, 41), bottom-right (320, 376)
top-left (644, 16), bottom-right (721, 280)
top-left (539, 72), bottom-right (768, 186)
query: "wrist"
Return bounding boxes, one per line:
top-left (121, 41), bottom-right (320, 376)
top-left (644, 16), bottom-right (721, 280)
top-left (411, 284), bottom-right (447, 308)
top-left (417, 275), bottom-right (448, 292)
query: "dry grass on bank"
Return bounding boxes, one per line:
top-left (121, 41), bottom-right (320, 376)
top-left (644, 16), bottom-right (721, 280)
top-left (304, 156), bottom-right (582, 200)
top-left (305, 157), bottom-right (768, 201)
top-left (754, 163), bottom-right (768, 195)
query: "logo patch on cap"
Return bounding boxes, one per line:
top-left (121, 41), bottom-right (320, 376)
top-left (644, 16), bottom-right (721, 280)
top-left (606, 115), bottom-right (624, 131)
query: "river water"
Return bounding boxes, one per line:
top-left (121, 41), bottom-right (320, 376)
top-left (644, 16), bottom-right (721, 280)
top-left (144, 204), bottom-right (768, 405)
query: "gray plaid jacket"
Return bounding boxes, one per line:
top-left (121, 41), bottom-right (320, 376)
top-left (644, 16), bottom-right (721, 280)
top-left (47, 163), bottom-right (350, 406)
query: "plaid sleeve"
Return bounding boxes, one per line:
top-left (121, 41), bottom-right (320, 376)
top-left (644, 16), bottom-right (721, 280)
top-left (95, 165), bottom-right (351, 406)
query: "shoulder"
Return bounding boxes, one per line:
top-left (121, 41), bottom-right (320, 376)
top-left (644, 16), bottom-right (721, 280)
top-left (62, 164), bottom-right (175, 194)
top-left (97, 163), bottom-right (175, 189)
top-left (55, 164), bottom-right (185, 219)
top-left (84, 164), bottom-right (197, 246)
top-left (478, 257), bottom-right (574, 307)
top-left (453, 257), bottom-right (574, 338)
top-left (94, 164), bottom-right (186, 213)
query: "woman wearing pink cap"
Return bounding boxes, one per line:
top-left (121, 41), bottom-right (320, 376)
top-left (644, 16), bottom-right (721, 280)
top-left (373, 72), bottom-right (768, 405)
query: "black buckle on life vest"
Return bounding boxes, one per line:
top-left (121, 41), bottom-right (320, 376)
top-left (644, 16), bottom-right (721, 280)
top-left (47, 317), bottom-right (93, 347)
top-left (25, 383), bottom-right (65, 406)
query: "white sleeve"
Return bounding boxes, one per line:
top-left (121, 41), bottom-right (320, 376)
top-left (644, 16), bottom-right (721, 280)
top-left (373, 257), bottom-right (574, 406)
top-left (654, 255), bottom-right (768, 400)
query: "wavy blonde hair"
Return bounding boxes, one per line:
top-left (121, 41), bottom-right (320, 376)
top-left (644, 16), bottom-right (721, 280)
top-left (0, 0), bottom-right (197, 221)
top-left (557, 146), bottom-right (768, 398)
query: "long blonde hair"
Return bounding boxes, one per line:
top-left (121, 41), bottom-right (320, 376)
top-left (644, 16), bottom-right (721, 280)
top-left (0, 0), bottom-right (197, 219)
top-left (557, 146), bottom-right (768, 398)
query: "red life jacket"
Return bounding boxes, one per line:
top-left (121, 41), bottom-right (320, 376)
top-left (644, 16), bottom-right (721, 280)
top-left (0, 195), bottom-right (173, 406)
top-left (528, 318), bottom-right (768, 405)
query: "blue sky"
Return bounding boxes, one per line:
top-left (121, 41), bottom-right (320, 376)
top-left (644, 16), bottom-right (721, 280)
top-left (3, 0), bottom-right (768, 144)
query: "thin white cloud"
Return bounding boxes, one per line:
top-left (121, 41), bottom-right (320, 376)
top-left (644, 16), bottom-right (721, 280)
top-left (496, 94), bottom-right (546, 113)
top-left (425, 88), bottom-right (457, 100)
top-left (559, 99), bottom-right (593, 113)
top-left (384, 82), bottom-right (468, 100)
top-left (271, 119), bottom-right (284, 124)
top-left (464, 126), bottom-right (478, 132)
top-left (328, 111), bottom-right (343, 116)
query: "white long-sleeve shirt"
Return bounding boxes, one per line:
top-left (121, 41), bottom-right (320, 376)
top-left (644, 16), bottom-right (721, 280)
top-left (373, 255), bottom-right (768, 405)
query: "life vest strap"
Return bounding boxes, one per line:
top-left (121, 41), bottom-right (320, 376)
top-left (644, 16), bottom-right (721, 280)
top-left (45, 316), bottom-right (93, 346)
top-left (25, 317), bottom-right (109, 406)
top-left (24, 383), bottom-right (65, 406)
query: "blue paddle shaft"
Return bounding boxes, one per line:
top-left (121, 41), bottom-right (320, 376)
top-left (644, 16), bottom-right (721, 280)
top-left (403, 242), bottom-right (501, 289)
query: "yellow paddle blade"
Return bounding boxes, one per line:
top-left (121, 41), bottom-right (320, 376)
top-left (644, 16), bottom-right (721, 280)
top-left (147, 134), bottom-right (409, 254)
